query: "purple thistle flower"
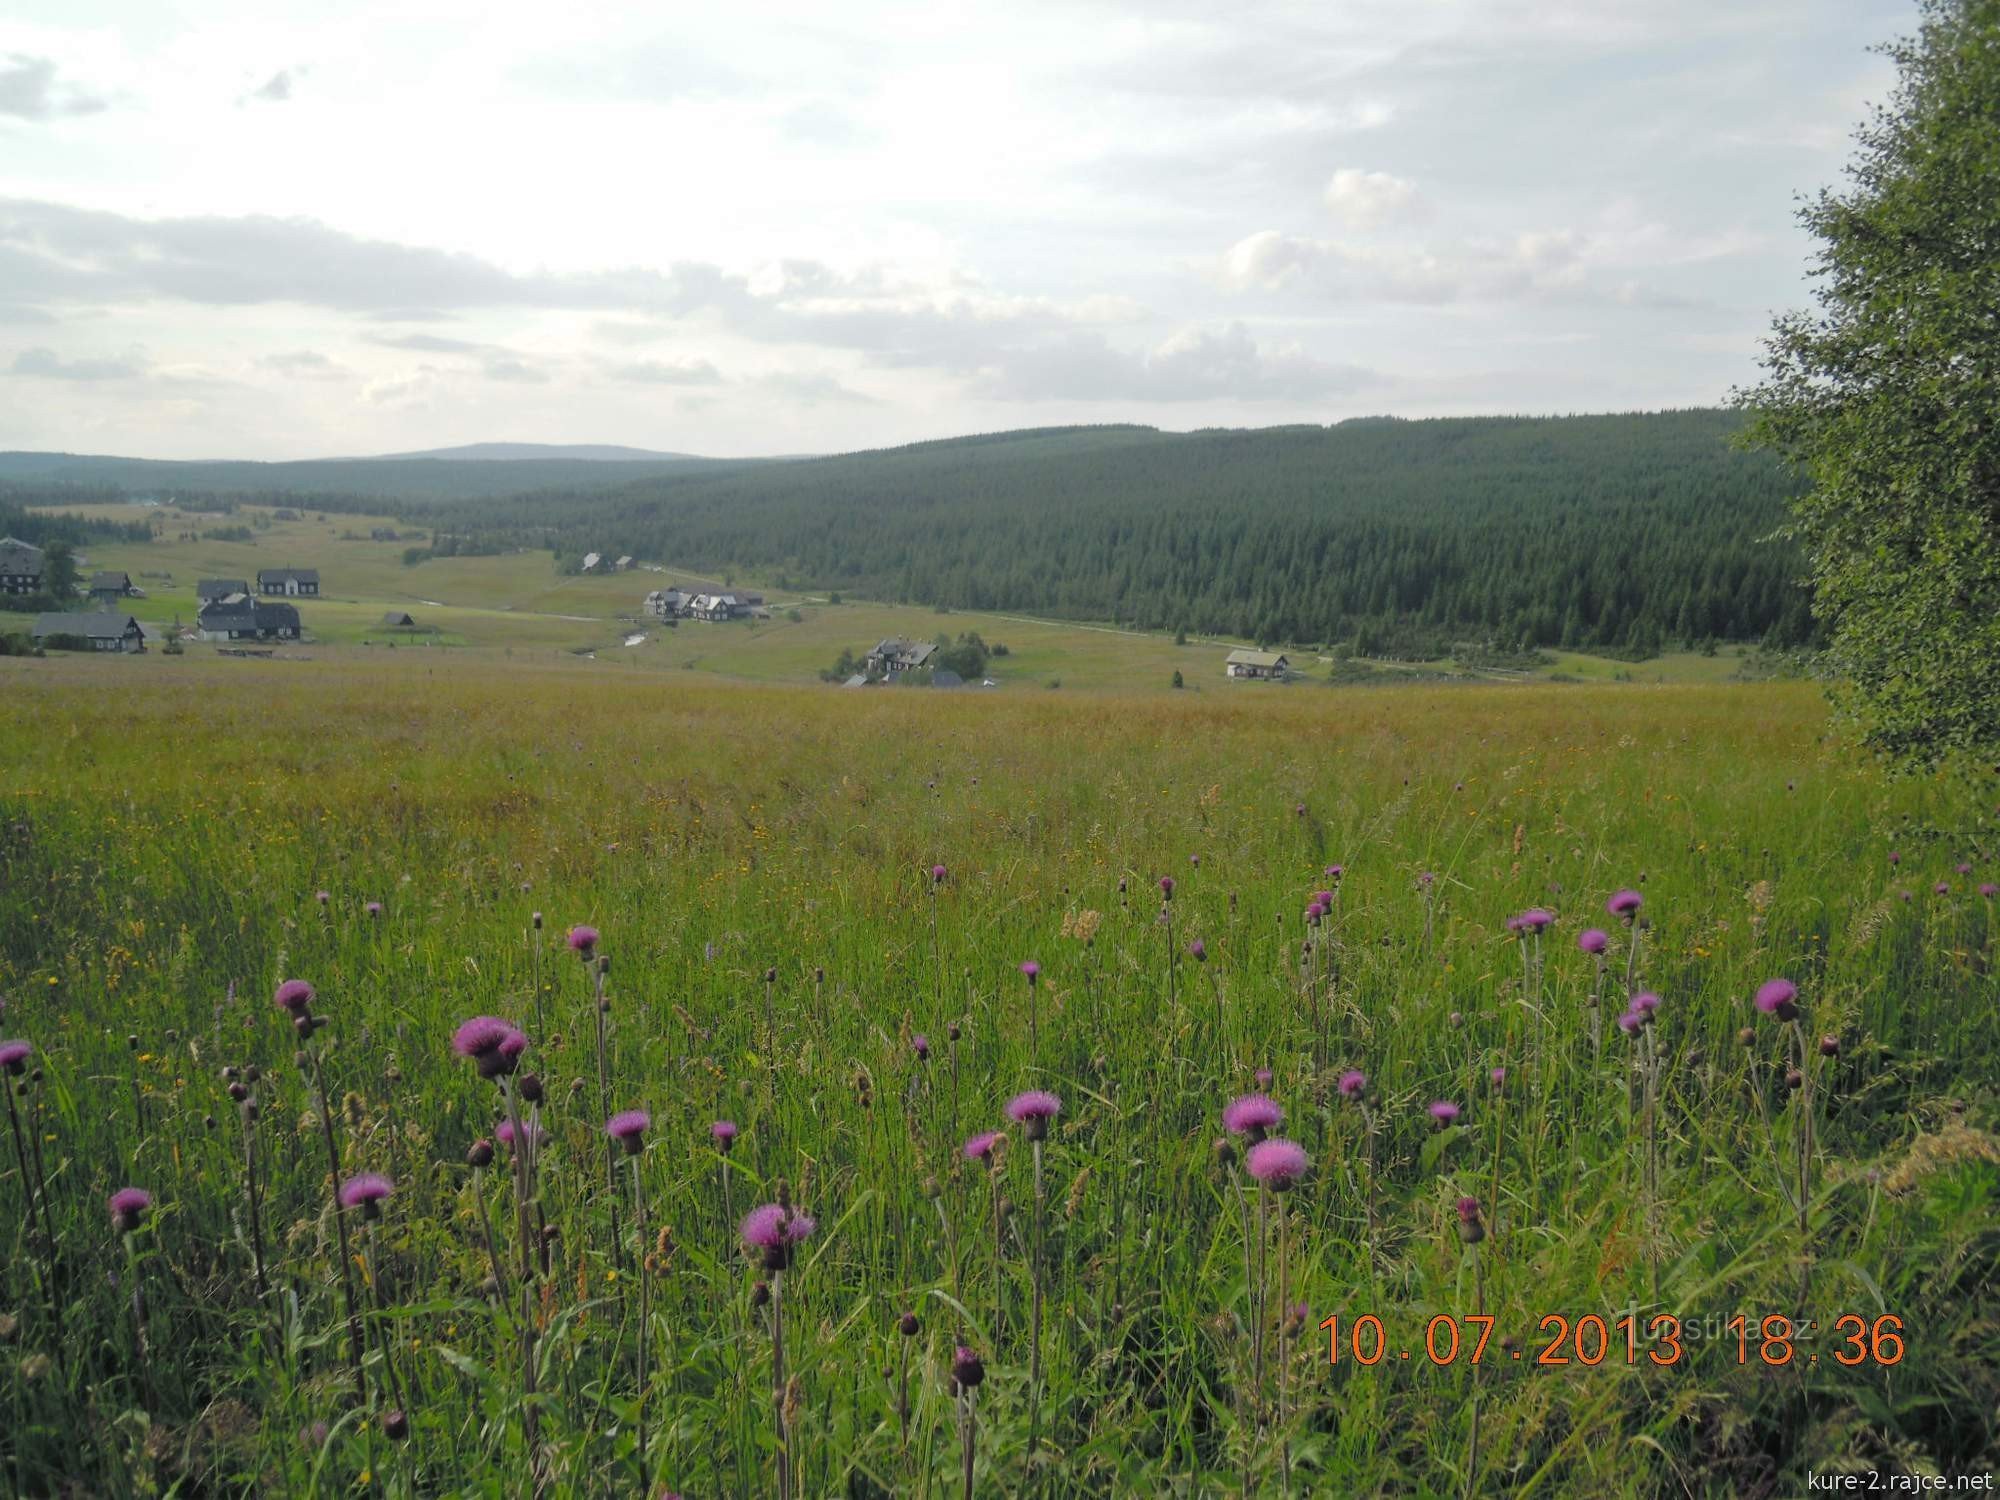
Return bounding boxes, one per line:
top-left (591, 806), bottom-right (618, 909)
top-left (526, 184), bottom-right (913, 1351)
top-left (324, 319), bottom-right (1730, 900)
top-left (314, 890), bottom-right (330, 906)
top-left (1957, 862), bottom-right (1972, 876)
top-left (108, 1186), bottom-right (151, 1232)
top-left (913, 1033), bottom-right (930, 1061)
top-left (1934, 881), bottom-right (1950, 896)
top-left (1222, 1093), bottom-right (1283, 1137)
top-left (1189, 854), bottom-right (1201, 868)
top-left (1018, 960), bottom-right (1040, 986)
top-left (1981, 883), bottom-right (1998, 899)
top-left (452, 1016), bottom-right (516, 1057)
top-left (1337, 1069), bottom-right (1366, 1100)
top-left (274, 979), bottom-right (315, 1014)
top-left (1456, 1195), bottom-right (1481, 1223)
top-left (1418, 871), bottom-right (1436, 888)
top-left (1578, 928), bottom-right (1609, 955)
top-left (1295, 802), bottom-right (1307, 817)
top-left (931, 864), bottom-right (947, 883)
top-left (567, 925), bottom-right (599, 953)
top-left (1518, 908), bottom-right (1553, 933)
top-left (1505, 915), bottom-right (1523, 934)
top-left (740, 1203), bottom-right (816, 1268)
top-left (364, 901), bottom-right (383, 919)
top-left (605, 1109), bottom-right (651, 1143)
top-left (1254, 1067), bottom-right (1273, 1088)
top-left (711, 1119), bottom-right (739, 1150)
top-left (1189, 938), bottom-right (1206, 962)
top-left (338, 1173), bottom-right (394, 1210)
top-left (453, 1017), bottom-right (526, 1078)
top-left (1006, 1091), bottom-right (1061, 1141)
top-left (1325, 864), bottom-right (1344, 880)
top-left (1243, 1137), bottom-right (1308, 1191)
top-left (495, 1118), bottom-right (545, 1152)
top-left (1889, 850), bottom-right (1901, 865)
top-left (1616, 1008), bottom-right (1644, 1035)
top-left (963, 1130), bottom-right (1003, 1163)
top-left (1159, 875), bottom-right (1175, 899)
top-left (1428, 1100), bottom-right (1462, 1125)
top-left (1754, 978), bottom-right (1799, 1019)
top-left (1631, 990), bottom-right (1662, 1016)
top-left (1490, 1066), bottom-right (1507, 1088)
top-left (0, 1039), bottom-right (31, 1074)
top-left (1607, 889), bottom-right (1643, 919)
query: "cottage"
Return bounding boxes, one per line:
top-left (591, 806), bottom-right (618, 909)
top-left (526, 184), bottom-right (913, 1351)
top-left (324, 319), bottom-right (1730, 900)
top-left (255, 602), bottom-right (302, 640)
top-left (643, 587), bottom-right (689, 619)
top-left (865, 638), bottom-right (938, 675)
top-left (369, 527), bottom-right (400, 542)
top-left (0, 538), bottom-right (44, 595)
top-left (197, 578), bottom-right (249, 603)
top-left (32, 612), bottom-right (145, 652)
top-left (89, 571), bottom-right (136, 604)
top-left (688, 592), bottom-right (762, 621)
top-left (614, 555), bottom-right (634, 571)
top-left (1225, 648), bottom-right (1290, 680)
top-left (380, 610), bottom-right (417, 628)
top-left (580, 552), bottom-right (603, 573)
top-left (258, 567), bottom-right (320, 597)
top-left (199, 599), bottom-right (302, 641)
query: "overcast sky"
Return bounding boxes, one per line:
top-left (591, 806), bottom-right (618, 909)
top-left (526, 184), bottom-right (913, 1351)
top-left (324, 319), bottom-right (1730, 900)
top-left (0, 0), bottom-right (1908, 460)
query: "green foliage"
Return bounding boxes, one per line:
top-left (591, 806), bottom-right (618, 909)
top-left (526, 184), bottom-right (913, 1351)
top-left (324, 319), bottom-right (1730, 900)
top-left (403, 412), bottom-right (1810, 652)
top-left (1737, 0), bottom-right (2000, 769)
top-left (0, 666), bottom-right (1992, 1494)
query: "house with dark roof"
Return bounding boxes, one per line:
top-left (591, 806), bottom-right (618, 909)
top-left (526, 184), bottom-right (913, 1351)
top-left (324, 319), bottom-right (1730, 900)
top-left (865, 638), bottom-right (937, 675)
top-left (32, 612), bottom-right (145, 652)
top-left (258, 567), bottom-right (320, 596)
top-left (0, 538), bottom-right (44, 595)
top-left (89, 571), bottom-right (136, 604)
top-left (644, 587), bottom-right (690, 619)
top-left (380, 610), bottom-right (417, 628)
top-left (197, 578), bottom-right (249, 603)
top-left (197, 599), bottom-right (301, 642)
top-left (1225, 648), bottom-right (1290, 680)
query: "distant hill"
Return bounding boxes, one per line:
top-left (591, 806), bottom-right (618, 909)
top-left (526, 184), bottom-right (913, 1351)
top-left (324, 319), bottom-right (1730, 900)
top-left (0, 449), bottom-right (761, 503)
top-left (364, 442), bottom-right (704, 463)
top-left (411, 411), bottom-right (1814, 654)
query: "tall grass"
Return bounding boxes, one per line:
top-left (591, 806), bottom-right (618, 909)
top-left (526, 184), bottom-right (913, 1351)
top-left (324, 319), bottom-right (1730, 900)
top-left (0, 656), bottom-right (1994, 1495)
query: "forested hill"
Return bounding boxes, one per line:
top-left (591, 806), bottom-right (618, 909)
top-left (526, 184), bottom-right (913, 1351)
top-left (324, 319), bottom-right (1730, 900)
top-left (428, 410), bottom-right (1813, 653)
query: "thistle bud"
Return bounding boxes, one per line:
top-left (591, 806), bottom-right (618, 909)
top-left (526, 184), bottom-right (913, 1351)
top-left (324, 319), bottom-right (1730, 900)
top-left (951, 1345), bottom-right (985, 1390)
top-left (519, 1072), bottom-right (544, 1103)
top-left (467, 1139), bottom-right (495, 1169)
top-left (899, 1312), bottom-right (921, 1337)
top-left (381, 1409), bottom-right (409, 1442)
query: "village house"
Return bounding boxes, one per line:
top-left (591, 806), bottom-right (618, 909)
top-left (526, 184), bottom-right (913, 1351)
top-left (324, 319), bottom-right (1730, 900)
top-left (380, 610), bottom-right (418, 628)
top-left (1225, 648), bottom-right (1291, 680)
top-left (32, 611), bottom-right (146, 652)
top-left (644, 587), bottom-right (689, 619)
top-left (866, 638), bottom-right (938, 675)
top-left (687, 591), bottom-right (765, 622)
top-left (197, 578), bottom-right (249, 603)
top-left (198, 599), bottom-right (303, 642)
top-left (89, 571), bottom-right (137, 605)
top-left (0, 538), bottom-right (44, 595)
top-left (258, 567), bottom-right (320, 597)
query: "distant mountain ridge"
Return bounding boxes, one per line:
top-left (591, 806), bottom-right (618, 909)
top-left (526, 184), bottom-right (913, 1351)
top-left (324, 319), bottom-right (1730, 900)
top-left (363, 442), bottom-right (704, 463)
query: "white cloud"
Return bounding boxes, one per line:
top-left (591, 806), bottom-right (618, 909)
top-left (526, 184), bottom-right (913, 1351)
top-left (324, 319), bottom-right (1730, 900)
top-left (1324, 168), bottom-right (1424, 230)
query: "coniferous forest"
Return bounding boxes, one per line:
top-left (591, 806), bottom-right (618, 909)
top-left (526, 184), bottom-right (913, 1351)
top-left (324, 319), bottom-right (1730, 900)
top-left (4, 409), bottom-right (1814, 653)
top-left (433, 409), bottom-right (1813, 653)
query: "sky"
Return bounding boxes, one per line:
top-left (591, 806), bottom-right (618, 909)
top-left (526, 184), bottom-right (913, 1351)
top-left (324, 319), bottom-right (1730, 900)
top-left (0, 0), bottom-right (1909, 460)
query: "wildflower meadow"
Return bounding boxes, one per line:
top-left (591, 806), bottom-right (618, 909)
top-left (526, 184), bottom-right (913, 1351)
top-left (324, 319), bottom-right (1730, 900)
top-left (0, 654), bottom-right (1995, 1495)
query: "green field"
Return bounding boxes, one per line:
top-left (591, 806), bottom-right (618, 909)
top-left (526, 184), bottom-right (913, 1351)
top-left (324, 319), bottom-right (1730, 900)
top-left (0, 655), bottom-right (1993, 1496)
top-left (30, 501), bottom-right (1784, 694)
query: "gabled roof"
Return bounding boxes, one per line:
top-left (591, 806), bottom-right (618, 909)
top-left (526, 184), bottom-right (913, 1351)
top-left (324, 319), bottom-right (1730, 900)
top-left (198, 598), bottom-right (257, 627)
top-left (90, 571), bottom-right (132, 589)
top-left (1226, 648), bottom-right (1289, 667)
top-left (257, 567), bottom-right (319, 583)
top-left (32, 611), bottom-right (140, 640)
top-left (254, 602), bottom-right (301, 631)
top-left (0, 537), bottom-right (44, 572)
top-left (197, 578), bottom-right (249, 598)
top-left (381, 610), bottom-right (416, 626)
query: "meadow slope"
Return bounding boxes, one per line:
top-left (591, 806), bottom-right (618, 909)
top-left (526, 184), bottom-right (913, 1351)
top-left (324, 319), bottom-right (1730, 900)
top-left (0, 658), bottom-right (1993, 1496)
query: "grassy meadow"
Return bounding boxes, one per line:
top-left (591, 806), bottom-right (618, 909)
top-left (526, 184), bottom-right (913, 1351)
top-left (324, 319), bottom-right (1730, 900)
top-left (0, 655), bottom-right (1995, 1496)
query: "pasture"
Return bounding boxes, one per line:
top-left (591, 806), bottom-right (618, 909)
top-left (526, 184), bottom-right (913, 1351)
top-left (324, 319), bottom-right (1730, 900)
top-left (0, 655), bottom-right (1994, 1496)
